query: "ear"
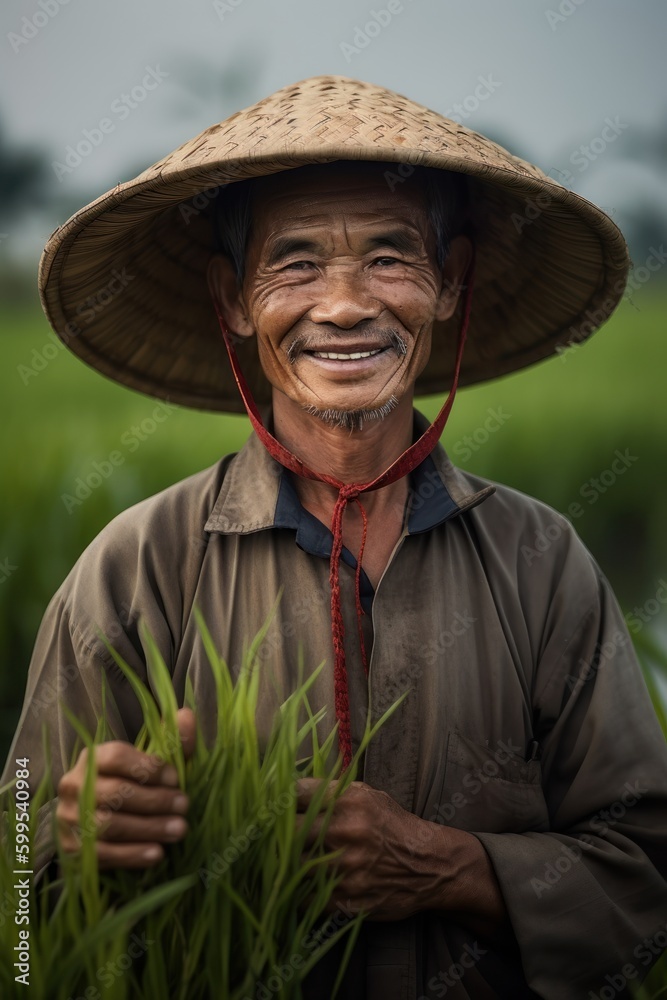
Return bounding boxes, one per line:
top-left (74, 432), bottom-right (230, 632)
top-left (207, 255), bottom-right (255, 339)
top-left (434, 235), bottom-right (474, 322)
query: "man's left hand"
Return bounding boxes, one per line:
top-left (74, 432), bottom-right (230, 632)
top-left (295, 777), bottom-right (450, 921)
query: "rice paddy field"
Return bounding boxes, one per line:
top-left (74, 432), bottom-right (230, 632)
top-left (1, 287), bottom-right (667, 754)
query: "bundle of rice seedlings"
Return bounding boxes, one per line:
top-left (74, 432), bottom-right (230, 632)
top-left (0, 603), bottom-right (404, 999)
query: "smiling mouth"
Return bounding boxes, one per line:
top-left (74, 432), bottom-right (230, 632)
top-left (287, 329), bottom-right (408, 366)
top-left (308, 347), bottom-right (386, 361)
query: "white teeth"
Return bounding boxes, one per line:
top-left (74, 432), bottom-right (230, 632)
top-left (312, 348), bottom-right (384, 360)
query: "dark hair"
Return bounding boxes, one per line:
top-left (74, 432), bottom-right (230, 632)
top-left (212, 161), bottom-right (469, 284)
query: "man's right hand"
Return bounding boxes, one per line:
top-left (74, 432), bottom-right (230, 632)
top-left (55, 707), bottom-right (197, 870)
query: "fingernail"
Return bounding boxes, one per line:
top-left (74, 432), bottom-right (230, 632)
top-left (165, 817), bottom-right (187, 837)
top-left (173, 794), bottom-right (189, 814)
top-left (160, 764), bottom-right (179, 786)
top-left (143, 846), bottom-right (162, 861)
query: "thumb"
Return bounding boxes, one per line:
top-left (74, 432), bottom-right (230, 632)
top-left (176, 706), bottom-right (197, 760)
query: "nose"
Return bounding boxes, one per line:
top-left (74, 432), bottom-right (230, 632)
top-left (308, 267), bottom-right (382, 329)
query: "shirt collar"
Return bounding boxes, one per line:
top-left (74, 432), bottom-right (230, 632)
top-left (204, 405), bottom-right (496, 538)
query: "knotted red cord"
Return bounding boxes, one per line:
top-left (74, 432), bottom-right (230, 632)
top-left (212, 253), bottom-right (475, 768)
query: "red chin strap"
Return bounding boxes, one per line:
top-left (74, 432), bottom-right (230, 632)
top-left (212, 252), bottom-right (475, 769)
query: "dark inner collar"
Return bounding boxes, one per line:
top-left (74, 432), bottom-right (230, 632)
top-left (273, 453), bottom-right (461, 612)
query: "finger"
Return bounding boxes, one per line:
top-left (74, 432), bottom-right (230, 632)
top-left (74, 742), bottom-right (181, 788)
top-left (96, 776), bottom-right (189, 815)
top-left (299, 847), bottom-right (345, 878)
top-left (176, 707), bottom-right (197, 760)
top-left (96, 841), bottom-right (168, 870)
top-left (58, 810), bottom-right (188, 851)
top-left (56, 818), bottom-right (82, 853)
top-left (296, 812), bottom-right (331, 849)
top-left (295, 777), bottom-right (338, 811)
top-left (93, 809), bottom-right (189, 844)
top-left (59, 775), bottom-right (189, 817)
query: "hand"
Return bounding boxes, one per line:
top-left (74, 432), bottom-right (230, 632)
top-left (296, 778), bottom-right (510, 940)
top-left (296, 778), bottom-right (443, 921)
top-left (55, 707), bottom-right (196, 870)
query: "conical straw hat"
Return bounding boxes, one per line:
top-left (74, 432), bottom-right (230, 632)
top-left (38, 75), bottom-right (630, 413)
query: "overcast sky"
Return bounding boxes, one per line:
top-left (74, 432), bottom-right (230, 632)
top-left (1, 0), bottom-right (666, 255)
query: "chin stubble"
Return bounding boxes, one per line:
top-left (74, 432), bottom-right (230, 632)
top-left (303, 394), bottom-right (400, 432)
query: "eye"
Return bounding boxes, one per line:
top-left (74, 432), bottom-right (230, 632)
top-left (372, 256), bottom-right (402, 267)
top-left (283, 260), bottom-right (315, 271)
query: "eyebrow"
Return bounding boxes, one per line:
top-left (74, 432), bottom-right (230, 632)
top-left (365, 228), bottom-right (425, 256)
top-left (264, 227), bottom-right (425, 267)
top-left (265, 237), bottom-right (323, 267)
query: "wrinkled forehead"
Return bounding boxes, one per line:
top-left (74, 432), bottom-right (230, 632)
top-left (249, 161), bottom-right (431, 224)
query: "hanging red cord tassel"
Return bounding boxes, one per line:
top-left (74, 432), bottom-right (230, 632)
top-left (212, 252), bottom-right (475, 769)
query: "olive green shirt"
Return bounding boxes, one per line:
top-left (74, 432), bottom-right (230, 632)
top-left (3, 407), bottom-right (666, 998)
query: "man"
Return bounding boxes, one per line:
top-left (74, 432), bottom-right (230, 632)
top-left (3, 76), bottom-right (666, 998)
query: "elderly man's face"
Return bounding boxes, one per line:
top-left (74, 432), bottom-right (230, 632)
top-left (209, 167), bottom-right (470, 421)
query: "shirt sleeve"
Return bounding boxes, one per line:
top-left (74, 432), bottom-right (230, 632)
top-left (0, 586), bottom-right (150, 885)
top-left (1, 466), bottom-right (217, 888)
top-left (473, 561), bottom-right (667, 999)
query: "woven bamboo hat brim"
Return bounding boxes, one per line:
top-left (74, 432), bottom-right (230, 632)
top-left (38, 75), bottom-right (630, 413)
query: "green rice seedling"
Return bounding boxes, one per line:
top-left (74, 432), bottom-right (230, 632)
top-left (0, 600), bottom-right (406, 999)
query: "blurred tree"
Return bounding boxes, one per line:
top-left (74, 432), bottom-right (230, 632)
top-left (0, 118), bottom-right (49, 220)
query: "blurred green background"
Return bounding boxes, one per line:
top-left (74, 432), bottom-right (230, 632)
top-left (2, 281), bottom-right (666, 760)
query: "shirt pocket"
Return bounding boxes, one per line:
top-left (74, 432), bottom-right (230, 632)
top-left (437, 730), bottom-right (551, 834)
